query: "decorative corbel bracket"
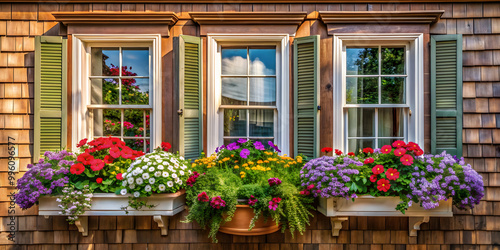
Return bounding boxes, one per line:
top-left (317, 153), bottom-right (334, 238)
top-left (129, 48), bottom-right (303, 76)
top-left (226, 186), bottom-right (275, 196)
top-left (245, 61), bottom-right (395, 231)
top-left (330, 217), bottom-right (348, 236)
top-left (153, 215), bottom-right (170, 236)
top-left (74, 216), bottom-right (89, 237)
top-left (409, 216), bottom-right (429, 237)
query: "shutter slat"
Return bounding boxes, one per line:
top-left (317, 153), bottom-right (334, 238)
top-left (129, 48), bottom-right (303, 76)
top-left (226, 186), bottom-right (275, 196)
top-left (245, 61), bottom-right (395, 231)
top-left (294, 35), bottom-right (319, 159)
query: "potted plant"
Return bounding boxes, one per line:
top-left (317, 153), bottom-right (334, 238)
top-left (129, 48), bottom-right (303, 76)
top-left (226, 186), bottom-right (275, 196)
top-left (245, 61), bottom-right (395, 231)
top-left (301, 141), bottom-right (484, 236)
top-left (183, 139), bottom-right (314, 242)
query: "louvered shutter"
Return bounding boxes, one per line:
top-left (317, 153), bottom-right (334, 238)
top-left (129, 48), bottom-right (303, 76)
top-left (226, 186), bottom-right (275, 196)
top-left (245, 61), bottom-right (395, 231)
top-left (293, 35), bottom-right (320, 159)
top-left (178, 35), bottom-right (202, 160)
top-left (430, 35), bottom-right (463, 157)
top-left (34, 36), bottom-right (67, 161)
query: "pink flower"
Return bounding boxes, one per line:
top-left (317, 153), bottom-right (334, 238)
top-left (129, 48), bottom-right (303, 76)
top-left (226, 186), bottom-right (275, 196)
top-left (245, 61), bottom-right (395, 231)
top-left (364, 157), bottom-right (374, 164)
top-left (400, 154), bottom-right (414, 166)
top-left (109, 147), bottom-right (121, 159)
top-left (90, 159), bottom-right (104, 171)
top-left (197, 192), bottom-right (209, 202)
top-left (381, 145), bottom-right (392, 154)
top-left (210, 196), bottom-right (226, 209)
top-left (268, 178), bottom-right (282, 186)
top-left (268, 197), bottom-right (282, 211)
top-left (123, 121), bottom-right (134, 129)
top-left (394, 148), bottom-right (407, 156)
top-left (248, 195), bottom-right (258, 206)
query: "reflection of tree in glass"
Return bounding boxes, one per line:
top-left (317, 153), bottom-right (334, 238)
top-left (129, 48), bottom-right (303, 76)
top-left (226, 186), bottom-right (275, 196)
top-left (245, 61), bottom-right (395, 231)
top-left (353, 48), bottom-right (378, 75)
top-left (100, 53), bottom-right (150, 151)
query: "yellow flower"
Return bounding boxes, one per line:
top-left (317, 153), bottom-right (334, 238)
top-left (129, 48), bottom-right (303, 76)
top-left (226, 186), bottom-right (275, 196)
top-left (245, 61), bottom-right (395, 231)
top-left (245, 167), bottom-right (250, 170)
top-left (257, 160), bottom-right (263, 164)
top-left (218, 160), bottom-right (223, 164)
top-left (264, 160), bottom-right (269, 163)
top-left (234, 165), bottom-right (239, 169)
top-left (248, 161), bottom-right (254, 165)
top-left (266, 167), bottom-right (271, 171)
top-left (223, 157), bottom-right (230, 162)
top-left (242, 163), bottom-right (248, 167)
top-left (231, 154), bottom-right (234, 157)
top-left (234, 160), bottom-right (238, 163)
top-left (191, 163), bottom-right (197, 167)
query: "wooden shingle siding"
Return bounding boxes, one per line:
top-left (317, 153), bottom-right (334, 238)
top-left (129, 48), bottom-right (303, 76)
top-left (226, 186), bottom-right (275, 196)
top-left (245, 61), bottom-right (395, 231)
top-left (0, 1), bottom-right (498, 248)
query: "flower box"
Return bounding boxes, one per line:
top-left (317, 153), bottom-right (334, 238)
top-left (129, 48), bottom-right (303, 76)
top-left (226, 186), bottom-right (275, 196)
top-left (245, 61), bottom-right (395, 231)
top-left (318, 196), bottom-right (453, 236)
top-left (39, 190), bottom-right (186, 236)
top-left (219, 205), bottom-right (280, 236)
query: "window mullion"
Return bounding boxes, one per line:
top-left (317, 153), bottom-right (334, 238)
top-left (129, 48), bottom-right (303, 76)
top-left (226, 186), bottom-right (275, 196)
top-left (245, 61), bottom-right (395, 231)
top-left (374, 108), bottom-right (378, 149)
top-left (120, 110), bottom-right (124, 142)
top-left (119, 47), bottom-right (122, 106)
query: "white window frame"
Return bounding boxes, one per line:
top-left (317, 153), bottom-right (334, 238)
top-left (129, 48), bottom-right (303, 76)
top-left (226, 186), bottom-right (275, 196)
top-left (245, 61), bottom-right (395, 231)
top-left (207, 34), bottom-right (290, 155)
top-left (71, 34), bottom-right (162, 152)
top-left (332, 33), bottom-right (424, 151)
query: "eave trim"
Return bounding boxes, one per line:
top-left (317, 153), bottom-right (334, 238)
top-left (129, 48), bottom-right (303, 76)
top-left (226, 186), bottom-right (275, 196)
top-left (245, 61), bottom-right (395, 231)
top-left (52, 12), bottom-right (179, 25)
top-left (189, 12), bottom-right (307, 25)
top-left (319, 11), bottom-right (444, 24)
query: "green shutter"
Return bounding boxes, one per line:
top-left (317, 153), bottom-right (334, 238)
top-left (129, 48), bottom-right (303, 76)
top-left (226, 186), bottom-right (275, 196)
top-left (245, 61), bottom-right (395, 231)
top-left (431, 35), bottom-right (463, 157)
top-left (293, 35), bottom-right (320, 159)
top-left (178, 35), bottom-right (203, 160)
top-left (34, 36), bottom-right (67, 161)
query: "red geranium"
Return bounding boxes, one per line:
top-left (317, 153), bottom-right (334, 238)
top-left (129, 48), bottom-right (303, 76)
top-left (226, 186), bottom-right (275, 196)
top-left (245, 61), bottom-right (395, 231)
top-left (335, 149), bottom-right (343, 155)
top-left (406, 142), bottom-right (419, 151)
top-left (109, 147), bottom-right (121, 159)
top-left (96, 177), bottom-right (103, 184)
top-left (77, 153), bottom-right (94, 165)
top-left (414, 148), bottom-right (424, 156)
top-left (161, 142), bottom-right (172, 152)
top-left (381, 145), bottom-right (392, 154)
top-left (364, 157), bottom-right (374, 164)
top-left (70, 163), bottom-right (85, 175)
top-left (103, 155), bottom-right (115, 164)
top-left (372, 164), bottom-right (384, 175)
top-left (197, 192), bottom-right (210, 202)
top-left (363, 147), bottom-right (374, 154)
top-left (77, 138), bottom-right (88, 148)
top-left (347, 152), bottom-right (355, 156)
top-left (321, 147), bottom-right (333, 153)
top-left (385, 168), bottom-right (400, 180)
top-left (116, 173), bottom-right (123, 180)
top-left (90, 159), bottom-right (105, 171)
top-left (400, 154), bottom-right (414, 166)
top-left (394, 148), bottom-right (407, 156)
top-left (392, 140), bottom-right (406, 148)
top-left (369, 174), bottom-right (377, 183)
top-left (121, 147), bottom-right (133, 159)
top-left (377, 179), bottom-right (390, 192)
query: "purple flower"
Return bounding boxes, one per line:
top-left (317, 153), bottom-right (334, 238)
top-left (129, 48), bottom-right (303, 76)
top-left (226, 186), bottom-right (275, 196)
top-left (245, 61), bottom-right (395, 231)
top-left (215, 145), bottom-right (226, 153)
top-left (237, 138), bottom-right (247, 144)
top-left (227, 142), bottom-right (240, 151)
top-left (268, 141), bottom-right (281, 153)
top-left (240, 149), bottom-right (250, 159)
top-left (254, 141), bottom-right (265, 150)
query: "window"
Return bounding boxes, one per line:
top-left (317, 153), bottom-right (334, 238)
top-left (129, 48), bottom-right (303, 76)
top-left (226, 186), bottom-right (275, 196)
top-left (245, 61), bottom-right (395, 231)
top-left (333, 34), bottom-right (424, 152)
top-left (72, 35), bottom-right (162, 152)
top-left (207, 35), bottom-right (290, 155)
top-left (89, 46), bottom-right (152, 152)
top-left (220, 46), bottom-right (277, 146)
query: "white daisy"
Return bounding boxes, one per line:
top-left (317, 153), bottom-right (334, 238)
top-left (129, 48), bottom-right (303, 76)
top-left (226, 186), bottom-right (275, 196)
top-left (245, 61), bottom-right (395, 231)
top-left (129, 184), bottom-right (135, 189)
top-left (149, 167), bottom-right (155, 172)
top-left (134, 192), bottom-right (140, 197)
top-left (154, 171), bottom-right (161, 177)
top-left (167, 181), bottom-right (174, 187)
top-left (180, 156), bottom-right (184, 160)
top-left (162, 172), bottom-right (169, 178)
top-left (136, 178), bottom-right (144, 185)
top-left (179, 170), bottom-right (185, 176)
top-left (145, 185), bottom-right (152, 192)
top-left (132, 170), bottom-right (138, 176)
top-left (122, 181), bottom-right (128, 187)
top-left (149, 178), bottom-right (155, 185)
top-left (142, 173), bottom-right (150, 180)
top-left (127, 177), bottom-right (134, 184)
top-left (144, 158), bottom-right (150, 162)
top-left (162, 162), bottom-right (168, 166)
top-left (158, 184), bottom-right (166, 191)
top-left (147, 162), bottom-right (152, 166)
top-left (142, 165), bottom-right (148, 170)
top-left (122, 173), bottom-right (128, 178)
top-left (158, 165), bottom-right (164, 170)
top-left (172, 173), bottom-right (178, 179)
top-left (120, 189), bottom-right (127, 195)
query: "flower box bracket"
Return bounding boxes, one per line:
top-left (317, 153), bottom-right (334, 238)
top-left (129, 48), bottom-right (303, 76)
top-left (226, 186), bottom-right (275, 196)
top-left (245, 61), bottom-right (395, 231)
top-left (318, 196), bottom-right (452, 237)
top-left (153, 215), bottom-right (169, 236)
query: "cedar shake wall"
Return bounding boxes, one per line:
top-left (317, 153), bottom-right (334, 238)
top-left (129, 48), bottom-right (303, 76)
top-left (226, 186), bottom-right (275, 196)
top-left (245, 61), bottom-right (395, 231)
top-left (0, 2), bottom-right (499, 249)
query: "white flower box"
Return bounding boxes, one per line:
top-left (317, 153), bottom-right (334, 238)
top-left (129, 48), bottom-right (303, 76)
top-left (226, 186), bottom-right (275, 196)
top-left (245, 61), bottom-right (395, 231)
top-left (318, 196), bottom-right (453, 237)
top-left (39, 190), bottom-right (186, 236)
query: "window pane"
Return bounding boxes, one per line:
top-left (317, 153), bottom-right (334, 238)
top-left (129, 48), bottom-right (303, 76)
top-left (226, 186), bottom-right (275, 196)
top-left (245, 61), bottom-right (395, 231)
top-left (378, 108), bottom-right (404, 137)
top-left (125, 139), bottom-right (150, 153)
top-left (381, 77), bottom-right (405, 104)
top-left (224, 109), bottom-right (247, 137)
top-left (122, 48), bottom-right (149, 77)
top-left (91, 48), bottom-right (119, 76)
top-left (223, 138), bottom-right (239, 145)
top-left (249, 77), bottom-right (276, 106)
top-left (124, 109), bottom-right (145, 137)
top-left (122, 78), bottom-right (149, 105)
top-left (346, 48), bottom-right (378, 75)
top-left (249, 48), bottom-right (276, 75)
top-left (346, 77), bottom-right (378, 104)
top-left (249, 109), bottom-right (274, 137)
top-left (91, 78), bottom-right (119, 104)
top-left (348, 108), bottom-right (375, 137)
top-left (145, 110), bottom-right (151, 137)
top-left (382, 47), bottom-right (405, 75)
top-left (378, 138), bottom-right (401, 148)
top-left (221, 48), bottom-right (247, 75)
top-left (348, 139), bottom-right (375, 153)
top-left (93, 109), bottom-right (121, 137)
top-left (222, 78), bottom-right (247, 105)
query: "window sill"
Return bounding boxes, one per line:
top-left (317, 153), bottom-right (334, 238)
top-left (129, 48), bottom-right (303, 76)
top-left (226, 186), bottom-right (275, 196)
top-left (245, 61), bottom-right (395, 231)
top-left (38, 190), bottom-right (186, 236)
top-left (317, 196), bottom-right (453, 237)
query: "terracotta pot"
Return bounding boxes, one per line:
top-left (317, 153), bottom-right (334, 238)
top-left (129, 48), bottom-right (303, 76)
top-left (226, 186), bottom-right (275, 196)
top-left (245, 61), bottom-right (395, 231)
top-left (218, 205), bottom-right (280, 236)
